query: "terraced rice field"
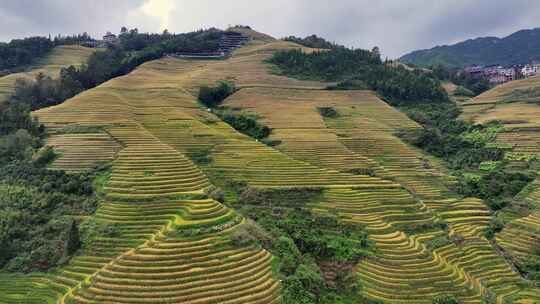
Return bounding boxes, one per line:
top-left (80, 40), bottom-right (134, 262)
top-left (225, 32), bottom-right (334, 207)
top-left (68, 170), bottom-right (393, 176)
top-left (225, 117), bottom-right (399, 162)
top-left (46, 131), bottom-right (122, 172)
top-left (461, 76), bottom-right (540, 304)
top-left (223, 86), bottom-right (456, 200)
top-left (462, 75), bottom-right (540, 153)
top-left (4, 29), bottom-right (539, 303)
top-left (0, 45), bottom-right (95, 103)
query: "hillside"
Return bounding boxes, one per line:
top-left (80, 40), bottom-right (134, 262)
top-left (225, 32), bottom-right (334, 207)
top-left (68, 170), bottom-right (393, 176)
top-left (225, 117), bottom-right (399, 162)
top-left (0, 45), bottom-right (95, 103)
top-left (461, 75), bottom-right (540, 293)
top-left (400, 28), bottom-right (540, 68)
top-left (1, 29), bottom-right (539, 304)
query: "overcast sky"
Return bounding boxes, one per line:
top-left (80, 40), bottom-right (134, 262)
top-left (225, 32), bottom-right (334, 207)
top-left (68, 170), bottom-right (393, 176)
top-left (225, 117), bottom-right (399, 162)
top-left (0, 0), bottom-right (539, 58)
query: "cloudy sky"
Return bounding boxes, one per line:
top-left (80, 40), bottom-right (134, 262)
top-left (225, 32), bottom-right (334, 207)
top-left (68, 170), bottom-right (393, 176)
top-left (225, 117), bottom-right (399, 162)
top-left (0, 0), bottom-right (539, 58)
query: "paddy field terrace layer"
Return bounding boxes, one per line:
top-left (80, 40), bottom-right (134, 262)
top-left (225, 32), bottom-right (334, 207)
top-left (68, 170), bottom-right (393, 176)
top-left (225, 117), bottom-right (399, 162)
top-left (2, 29), bottom-right (538, 303)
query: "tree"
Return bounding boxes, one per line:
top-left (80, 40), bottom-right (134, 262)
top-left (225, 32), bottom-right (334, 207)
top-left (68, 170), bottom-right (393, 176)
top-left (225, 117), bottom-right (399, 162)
top-left (371, 46), bottom-right (381, 60)
top-left (433, 295), bottom-right (460, 304)
top-left (64, 220), bottom-right (81, 256)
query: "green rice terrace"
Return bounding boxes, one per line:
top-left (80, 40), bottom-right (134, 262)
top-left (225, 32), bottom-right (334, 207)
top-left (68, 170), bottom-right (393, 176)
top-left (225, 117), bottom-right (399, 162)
top-left (1, 27), bottom-right (539, 304)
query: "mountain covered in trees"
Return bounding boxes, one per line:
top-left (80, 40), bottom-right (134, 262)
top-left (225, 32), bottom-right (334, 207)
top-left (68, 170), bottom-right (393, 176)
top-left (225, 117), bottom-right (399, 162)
top-left (400, 27), bottom-right (540, 68)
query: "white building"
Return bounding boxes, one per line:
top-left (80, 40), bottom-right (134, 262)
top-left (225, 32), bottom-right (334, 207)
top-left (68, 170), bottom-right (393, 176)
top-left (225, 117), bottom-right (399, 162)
top-left (521, 64), bottom-right (540, 77)
top-left (103, 32), bottom-right (118, 44)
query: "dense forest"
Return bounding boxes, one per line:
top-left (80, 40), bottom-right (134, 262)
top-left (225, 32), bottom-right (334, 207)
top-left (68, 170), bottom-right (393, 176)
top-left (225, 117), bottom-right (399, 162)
top-left (0, 37), bottom-right (54, 72)
top-left (269, 47), bottom-right (449, 105)
top-left (0, 96), bottom-right (105, 272)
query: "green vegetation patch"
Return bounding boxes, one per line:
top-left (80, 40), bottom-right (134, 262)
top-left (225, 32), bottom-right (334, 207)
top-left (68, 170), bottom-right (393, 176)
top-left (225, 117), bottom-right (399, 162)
top-left (198, 81), bottom-right (236, 108)
top-left (317, 107), bottom-right (339, 118)
top-left (215, 108), bottom-right (271, 140)
top-left (400, 102), bottom-right (536, 213)
top-left (453, 85), bottom-right (475, 97)
top-left (0, 164), bottom-right (106, 272)
top-left (220, 184), bottom-right (373, 304)
top-left (283, 35), bottom-right (336, 49)
top-left (0, 37), bottom-right (54, 72)
top-left (268, 47), bottom-right (449, 105)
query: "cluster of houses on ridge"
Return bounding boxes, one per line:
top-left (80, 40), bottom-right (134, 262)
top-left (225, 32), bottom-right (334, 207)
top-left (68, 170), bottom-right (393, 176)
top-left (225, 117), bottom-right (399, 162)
top-left (78, 32), bottom-right (119, 48)
top-left (463, 63), bottom-right (540, 84)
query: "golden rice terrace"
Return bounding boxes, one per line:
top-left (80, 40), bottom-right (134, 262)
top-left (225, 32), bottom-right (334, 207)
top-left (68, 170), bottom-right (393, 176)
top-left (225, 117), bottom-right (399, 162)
top-left (1, 28), bottom-right (539, 304)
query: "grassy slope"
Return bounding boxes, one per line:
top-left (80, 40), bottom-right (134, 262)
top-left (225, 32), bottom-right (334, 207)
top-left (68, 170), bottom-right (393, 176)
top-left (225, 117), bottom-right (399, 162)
top-left (4, 31), bottom-right (539, 303)
top-left (0, 45), bottom-right (96, 104)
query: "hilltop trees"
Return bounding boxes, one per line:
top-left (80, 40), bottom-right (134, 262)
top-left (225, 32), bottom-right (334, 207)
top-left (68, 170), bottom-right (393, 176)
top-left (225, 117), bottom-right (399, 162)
top-left (53, 32), bottom-right (95, 46)
top-left (0, 37), bottom-right (54, 72)
top-left (269, 47), bottom-right (449, 105)
top-left (283, 35), bottom-right (336, 49)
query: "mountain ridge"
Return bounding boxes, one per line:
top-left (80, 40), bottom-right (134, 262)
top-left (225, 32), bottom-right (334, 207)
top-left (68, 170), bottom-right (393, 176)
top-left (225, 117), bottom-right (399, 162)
top-left (400, 27), bottom-right (540, 68)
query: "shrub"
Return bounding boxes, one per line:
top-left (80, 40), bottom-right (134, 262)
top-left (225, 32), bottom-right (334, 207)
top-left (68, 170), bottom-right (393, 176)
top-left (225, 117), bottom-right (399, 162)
top-left (206, 186), bottom-right (225, 203)
top-left (216, 110), bottom-right (271, 140)
top-left (345, 168), bottom-right (376, 177)
top-left (484, 216), bottom-right (505, 239)
top-left (198, 81), bottom-right (236, 108)
top-left (230, 219), bottom-right (271, 248)
top-left (79, 219), bottom-right (121, 249)
top-left (454, 86), bottom-right (475, 97)
top-left (522, 256), bottom-right (540, 282)
top-left (317, 107), bottom-right (339, 118)
top-left (433, 295), bottom-right (460, 304)
top-left (425, 236), bottom-right (452, 250)
top-left (34, 146), bottom-right (57, 166)
top-left (189, 148), bottom-right (213, 165)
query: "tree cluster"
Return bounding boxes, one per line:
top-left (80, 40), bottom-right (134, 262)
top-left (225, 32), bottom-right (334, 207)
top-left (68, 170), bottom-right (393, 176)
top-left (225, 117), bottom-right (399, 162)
top-left (269, 48), bottom-right (449, 105)
top-left (283, 35), bottom-right (336, 49)
top-left (198, 81), bottom-right (236, 108)
top-left (0, 163), bottom-right (100, 272)
top-left (227, 186), bottom-right (373, 303)
top-left (216, 110), bottom-right (271, 140)
top-left (0, 37), bottom-right (54, 72)
top-left (431, 65), bottom-right (490, 96)
top-left (53, 32), bottom-right (95, 46)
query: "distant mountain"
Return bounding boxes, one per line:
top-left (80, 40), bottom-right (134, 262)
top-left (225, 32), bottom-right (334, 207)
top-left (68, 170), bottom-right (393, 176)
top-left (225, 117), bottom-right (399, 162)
top-left (400, 28), bottom-right (540, 68)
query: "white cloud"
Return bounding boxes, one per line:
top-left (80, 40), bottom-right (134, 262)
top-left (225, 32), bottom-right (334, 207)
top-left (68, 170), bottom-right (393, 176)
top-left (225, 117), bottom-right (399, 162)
top-left (128, 0), bottom-right (176, 32)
